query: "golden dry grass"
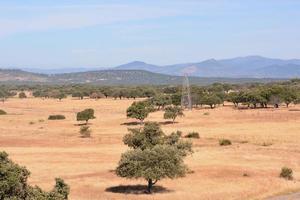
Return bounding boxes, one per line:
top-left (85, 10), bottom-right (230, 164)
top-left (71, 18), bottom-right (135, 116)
top-left (1, 97), bottom-right (300, 200)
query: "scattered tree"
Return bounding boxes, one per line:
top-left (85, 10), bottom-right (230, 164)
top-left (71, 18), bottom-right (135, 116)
top-left (126, 101), bottom-right (154, 124)
top-left (77, 108), bottom-right (95, 124)
top-left (163, 106), bottom-right (184, 123)
top-left (116, 122), bottom-right (192, 193)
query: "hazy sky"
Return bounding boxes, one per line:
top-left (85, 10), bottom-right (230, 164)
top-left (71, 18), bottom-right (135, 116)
top-left (0, 0), bottom-right (300, 68)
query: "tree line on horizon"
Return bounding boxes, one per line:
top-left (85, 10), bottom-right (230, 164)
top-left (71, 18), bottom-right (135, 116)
top-left (0, 78), bottom-right (300, 108)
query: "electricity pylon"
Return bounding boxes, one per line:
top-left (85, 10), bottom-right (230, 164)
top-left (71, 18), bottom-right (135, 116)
top-left (181, 74), bottom-right (192, 110)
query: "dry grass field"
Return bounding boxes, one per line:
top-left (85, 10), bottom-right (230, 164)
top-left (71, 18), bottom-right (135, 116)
top-left (1, 97), bottom-right (300, 200)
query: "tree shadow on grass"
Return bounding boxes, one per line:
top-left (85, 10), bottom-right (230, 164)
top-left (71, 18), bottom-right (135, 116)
top-left (74, 123), bottom-right (90, 126)
top-left (105, 185), bottom-right (172, 195)
top-left (120, 122), bottom-right (141, 126)
top-left (159, 121), bottom-right (178, 125)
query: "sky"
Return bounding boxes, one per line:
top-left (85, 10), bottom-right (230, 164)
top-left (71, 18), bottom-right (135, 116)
top-left (0, 0), bottom-right (300, 68)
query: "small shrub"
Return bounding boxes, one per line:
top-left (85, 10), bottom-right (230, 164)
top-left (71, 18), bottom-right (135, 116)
top-left (80, 126), bottom-right (91, 138)
top-left (48, 115), bottom-right (66, 120)
top-left (280, 167), bottom-right (293, 180)
top-left (243, 172), bottom-right (249, 177)
top-left (38, 119), bottom-right (44, 122)
top-left (219, 139), bottom-right (232, 146)
top-left (185, 132), bottom-right (200, 139)
top-left (19, 92), bottom-right (27, 98)
top-left (262, 142), bottom-right (272, 147)
top-left (0, 109), bottom-right (7, 115)
top-left (29, 121), bottom-right (35, 125)
top-left (203, 112), bottom-right (210, 115)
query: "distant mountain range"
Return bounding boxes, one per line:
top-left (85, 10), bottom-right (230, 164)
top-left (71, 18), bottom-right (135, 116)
top-left (16, 55), bottom-right (300, 78)
top-left (114, 56), bottom-right (300, 78)
top-left (0, 56), bottom-right (299, 85)
top-left (0, 69), bottom-right (282, 85)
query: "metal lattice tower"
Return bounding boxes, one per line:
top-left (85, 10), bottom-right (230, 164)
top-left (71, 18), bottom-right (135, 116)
top-left (181, 74), bottom-right (192, 110)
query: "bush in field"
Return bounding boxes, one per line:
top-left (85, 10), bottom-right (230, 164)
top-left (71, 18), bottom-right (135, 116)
top-left (0, 151), bottom-right (70, 199)
top-left (77, 108), bottom-right (95, 124)
top-left (280, 167), bottom-right (293, 180)
top-left (0, 109), bottom-right (7, 115)
top-left (185, 132), bottom-right (200, 139)
top-left (116, 122), bottom-right (192, 193)
top-left (219, 139), bottom-right (232, 146)
top-left (48, 115), bottom-right (66, 120)
top-left (80, 126), bottom-right (91, 138)
top-left (164, 106), bottom-right (184, 123)
top-left (19, 92), bottom-right (27, 98)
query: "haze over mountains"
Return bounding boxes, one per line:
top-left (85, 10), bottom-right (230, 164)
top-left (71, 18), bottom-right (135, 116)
top-left (17, 56), bottom-right (300, 79)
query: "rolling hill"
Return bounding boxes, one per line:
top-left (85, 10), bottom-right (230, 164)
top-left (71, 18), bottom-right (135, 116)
top-left (0, 69), bottom-right (283, 85)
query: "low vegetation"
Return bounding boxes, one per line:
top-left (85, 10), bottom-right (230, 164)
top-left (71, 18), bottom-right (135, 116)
top-left (0, 151), bottom-right (70, 199)
top-left (80, 126), bottom-right (91, 138)
top-left (0, 109), bottom-right (7, 115)
top-left (48, 115), bottom-right (66, 120)
top-left (280, 167), bottom-right (293, 180)
top-left (184, 132), bottom-right (200, 139)
top-left (219, 139), bottom-right (232, 146)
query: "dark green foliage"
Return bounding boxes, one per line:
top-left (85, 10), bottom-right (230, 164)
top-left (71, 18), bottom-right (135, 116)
top-left (126, 101), bottom-right (154, 123)
top-left (123, 122), bottom-right (165, 150)
top-left (185, 132), bottom-right (200, 139)
top-left (163, 106), bottom-right (184, 123)
top-left (0, 109), bottom-right (7, 115)
top-left (219, 139), bottom-right (232, 146)
top-left (0, 151), bottom-right (30, 199)
top-left (48, 115), bottom-right (66, 120)
top-left (116, 123), bottom-right (192, 193)
top-left (77, 108), bottom-right (95, 124)
top-left (19, 92), bottom-right (27, 98)
top-left (280, 167), bottom-right (293, 180)
top-left (0, 151), bottom-right (69, 200)
top-left (52, 178), bottom-right (70, 199)
top-left (171, 93), bottom-right (181, 106)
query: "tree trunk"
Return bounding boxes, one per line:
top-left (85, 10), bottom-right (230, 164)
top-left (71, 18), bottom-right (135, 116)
top-left (147, 179), bottom-right (157, 193)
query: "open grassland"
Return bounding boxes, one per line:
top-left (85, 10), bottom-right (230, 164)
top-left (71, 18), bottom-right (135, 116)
top-left (1, 97), bottom-right (300, 200)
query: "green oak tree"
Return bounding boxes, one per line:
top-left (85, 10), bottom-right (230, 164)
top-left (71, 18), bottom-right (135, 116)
top-left (116, 122), bottom-right (192, 193)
